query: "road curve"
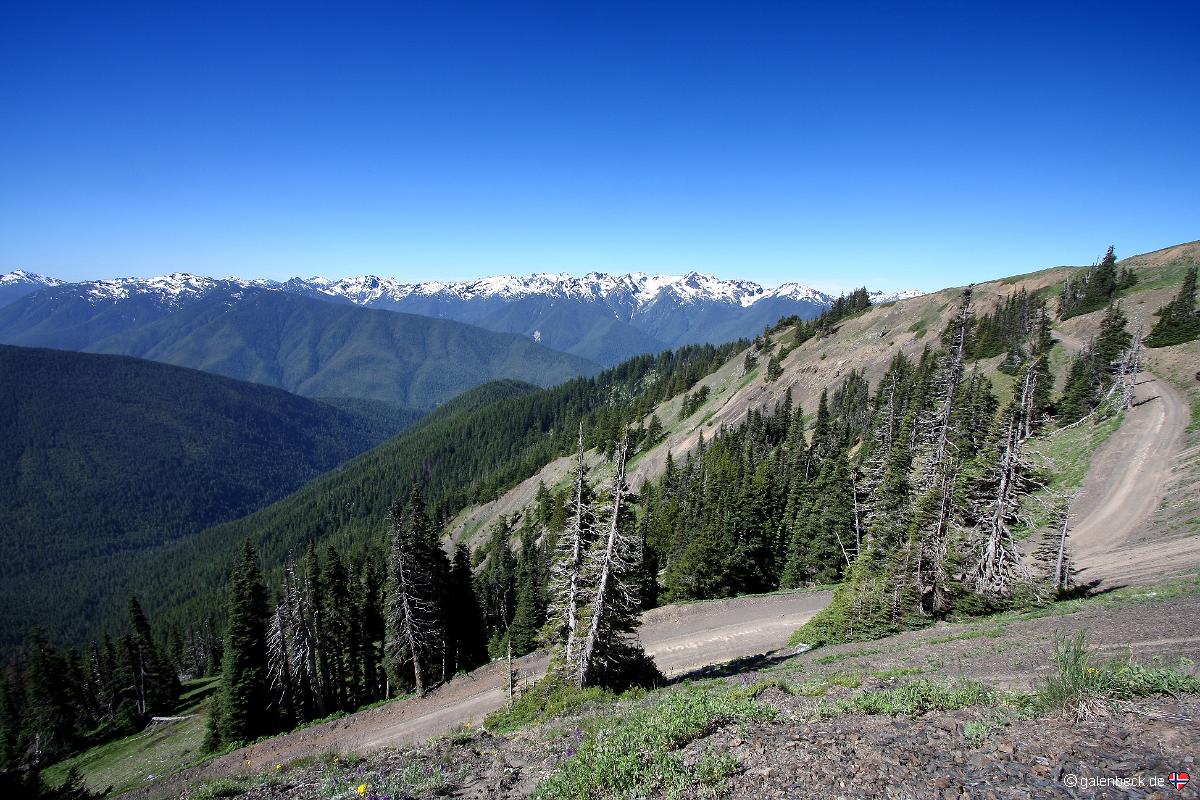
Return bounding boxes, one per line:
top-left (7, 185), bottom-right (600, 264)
top-left (1069, 370), bottom-right (1194, 586)
top-left (120, 589), bottom-right (831, 799)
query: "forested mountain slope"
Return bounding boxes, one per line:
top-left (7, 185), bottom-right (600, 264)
top-left (0, 288), bottom-right (599, 407)
top-left (0, 345), bottom-right (420, 650)
top-left (48, 342), bottom-right (741, 643)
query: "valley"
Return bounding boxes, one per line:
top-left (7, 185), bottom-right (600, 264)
top-left (7, 9), bottom-right (1198, 798)
top-left (3, 242), bottom-right (1193, 800)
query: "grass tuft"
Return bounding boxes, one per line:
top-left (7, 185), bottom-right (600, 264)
top-left (534, 685), bottom-right (774, 800)
top-left (1035, 632), bottom-right (1200, 718)
top-left (815, 678), bottom-right (999, 719)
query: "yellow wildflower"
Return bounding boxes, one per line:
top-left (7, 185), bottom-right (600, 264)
top-left (275, 763), bottom-right (283, 771)
top-left (357, 784), bottom-right (368, 796)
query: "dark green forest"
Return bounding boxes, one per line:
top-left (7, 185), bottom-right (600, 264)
top-left (28, 340), bottom-right (742, 656)
top-left (0, 345), bottom-right (420, 651)
top-left (0, 289), bottom-right (600, 408)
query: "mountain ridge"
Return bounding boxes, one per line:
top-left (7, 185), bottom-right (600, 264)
top-left (0, 269), bottom-right (923, 365)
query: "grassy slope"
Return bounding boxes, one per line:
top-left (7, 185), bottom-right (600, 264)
top-left (44, 678), bottom-right (219, 795)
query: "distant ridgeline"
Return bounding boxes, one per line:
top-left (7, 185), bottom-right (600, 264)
top-left (0, 287), bottom-right (600, 408)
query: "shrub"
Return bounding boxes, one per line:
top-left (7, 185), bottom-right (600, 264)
top-left (484, 675), bottom-right (615, 734)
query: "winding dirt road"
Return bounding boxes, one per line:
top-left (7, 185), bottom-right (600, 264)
top-left (121, 590), bottom-right (831, 799)
top-left (1068, 370), bottom-right (1195, 586)
top-left (123, 342), bottom-right (1192, 799)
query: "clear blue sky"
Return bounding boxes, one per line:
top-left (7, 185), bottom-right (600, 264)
top-left (1, 1), bottom-right (1196, 293)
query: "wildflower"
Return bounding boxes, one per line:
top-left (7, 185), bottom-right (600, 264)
top-left (357, 784), bottom-right (368, 795)
top-left (275, 763), bottom-right (283, 771)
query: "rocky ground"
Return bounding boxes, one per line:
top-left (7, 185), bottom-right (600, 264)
top-left (687, 694), bottom-right (1197, 800)
top-left (185, 584), bottom-right (1200, 800)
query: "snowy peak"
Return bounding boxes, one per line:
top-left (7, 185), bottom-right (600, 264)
top-left (62, 272), bottom-right (278, 308)
top-left (0, 270), bottom-right (64, 287)
top-left (6, 268), bottom-right (925, 311)
top-left (302, 271), bottom-right (847, 311)
top-left (869, 288), bottom-right (925, 304)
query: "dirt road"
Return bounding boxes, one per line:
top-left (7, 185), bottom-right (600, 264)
top-left (1067, 370), bottom-right (1195, 586)
top-left (121, 590), bottom-right (830, 798)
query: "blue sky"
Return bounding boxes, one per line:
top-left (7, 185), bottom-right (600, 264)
top-left (1, 2), bottom-right (1196, 293)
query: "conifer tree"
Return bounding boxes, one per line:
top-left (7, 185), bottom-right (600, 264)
top-left (266, 559), bottom-right (319, 724)
top-left (125, 596), bottom-right (179, 720)
top-left (546, 425), bottom-right (594, 676)
top-left (1145, 265), bottom-right (1200, 347)
top-left (21, 628), bottom-right (74, 764)
top-left (577, 441), bottom-right (657, 688)
top-left (210, 540), bottom-right (272, 747)
top-left (384, 497), bottom-right (444, 697)
top-left (446, 545), bottom-right (488, 674)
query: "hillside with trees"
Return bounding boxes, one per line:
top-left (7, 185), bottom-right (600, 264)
top-left (5, 242), bottom-right (1198, 797)
top-left (0, 289), bottom-right (599, 408)
top-left (0, 345), bottom-right (420, 652)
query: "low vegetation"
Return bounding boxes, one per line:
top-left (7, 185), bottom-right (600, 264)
top-left (1035, 631), bottom-right (1200, 718)
top-left (533, 685), bottom-right (774, 800)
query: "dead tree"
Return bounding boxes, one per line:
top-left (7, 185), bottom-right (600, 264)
top-left (384, 501), bottom-right (444, 697)
top-left (546, 423), bottom-right (593, 680)
top-left (969, 404), bottom-right (1034, 595)
top-left (577, 440), bottom-right (652, 688)
top-left (266, 560), bottom-right (320, 720)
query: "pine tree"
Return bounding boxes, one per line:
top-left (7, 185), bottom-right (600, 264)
top-left (577, 441), bottom-right (658, 688)
top-left (1145, 265), bottom-right (1200, 347)
top-left (384, 497), bottom-right (444, 697)
top-left (266, 559), bottom-right (320, 724)
top-left (446, 544), bottom-right (488, 674)
top-left (963, 396), bottom-right (1035, 597)
top-left (211, 540), bottom-right (273, 747)
top-left (125, 596), bottom-right (179, 720)
top-left (645, 414), bottom-right (664, 445)
top-left (1060, 246), bottom-right (1126, 319)
top-left (21, 629), bottom-right (74, 764)
top-left (357, 559), bottom-right (388, 700)
top-left (546, 425), bottom-right (594, 677)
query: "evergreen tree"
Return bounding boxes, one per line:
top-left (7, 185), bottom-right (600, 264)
top-left (1060, 246), bottom-right (1130, 319)
top-left (384, 497), bottom-right (444, 697)
top-left (1145, 265), bottom-right (1200, 347)
top-left (446, 545), bottom-right (488, 674)
top-left (125, 596), bottom-right (179, 720)
top-left (644, 414), bottom-right (664, 445)
top-left (21, 629), bottom-right (74, 764)
top-left (210, 540), bottom-right (272, 748)
top-left (577, 442), bottom-right (658, 689)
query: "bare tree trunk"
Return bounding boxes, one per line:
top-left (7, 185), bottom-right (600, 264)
top-left (564, 424), bottom-right (587, 668)
top-left (506, 637), bottom-right (514, 708)
top-left (578, 441), bottom-right (629, 688)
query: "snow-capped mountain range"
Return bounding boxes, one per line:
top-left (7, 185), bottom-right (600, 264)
top-left (0, 269), bottom-right (922, 366)
top-left (1, 268), bottom-right (920, 310)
